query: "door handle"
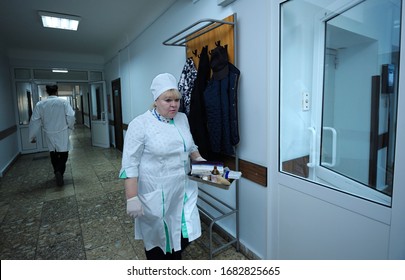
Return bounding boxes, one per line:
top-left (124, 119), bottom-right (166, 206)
top-left (322, 127), bottom-right (337, 167)
top-left (307, 127), bottom-right (316, 168)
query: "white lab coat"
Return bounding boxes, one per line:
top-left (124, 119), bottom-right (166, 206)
top-left (120, 110), bottom-right (201, 252)
top-left (29, 96), bottom-right (75, 152)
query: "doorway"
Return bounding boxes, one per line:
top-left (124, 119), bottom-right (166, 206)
top-left (112, 78), bottom-right (123, 151)
top-left (89, 81), bottom-right (109, 148)
top-left (279, 0), bottom-right (400, 207)
top-left (270, 0), bottom-right (405, 260)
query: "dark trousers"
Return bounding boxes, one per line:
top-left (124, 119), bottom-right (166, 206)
top-left (50, 151), bottom-right (69, 175)
top-left (145, 237), bottom-right (190, 260)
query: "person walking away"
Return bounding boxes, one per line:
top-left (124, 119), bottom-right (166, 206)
top-left (29, 85), bottom-right (75, 186)
top-left (120, 73), bottom-right (206, 259)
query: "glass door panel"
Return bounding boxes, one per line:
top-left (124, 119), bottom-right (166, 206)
top-left (16, 82), bottom-right (33, 125)
top-left (90, 81), bottom-right (110, 148)
top-left (280, 0), bottom-right (401, 206)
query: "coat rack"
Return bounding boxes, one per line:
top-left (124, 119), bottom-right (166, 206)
top-left (163, 14), bottom-right (236, 68)
top-left (163, 14), bottom-right (240, 259)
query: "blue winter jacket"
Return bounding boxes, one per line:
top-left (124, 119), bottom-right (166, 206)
top-left (203, 63), bottom-right (240, 155)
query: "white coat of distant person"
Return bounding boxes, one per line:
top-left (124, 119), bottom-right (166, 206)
top-left (29, 85), bottom-right (75, 186)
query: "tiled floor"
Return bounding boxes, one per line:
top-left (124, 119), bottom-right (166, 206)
top-left (0, 125), bottom-right (248, 260)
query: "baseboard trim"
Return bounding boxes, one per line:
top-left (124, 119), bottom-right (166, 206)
top-left (0, 152), bottom-right (20, 177)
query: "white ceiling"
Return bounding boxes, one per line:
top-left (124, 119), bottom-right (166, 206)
top-left (0, 0), bottom-right (177, 59)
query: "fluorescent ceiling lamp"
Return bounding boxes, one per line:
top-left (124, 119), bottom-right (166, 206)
top-left (52, 69), bottom-right (68, 73)
top-left (38, 11), bottom-right (80, 31)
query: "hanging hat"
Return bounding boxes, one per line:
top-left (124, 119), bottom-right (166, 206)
top-left (150, 73), bottom-right (178, 101)
top-left (210, 45), bottom-right (229, 80)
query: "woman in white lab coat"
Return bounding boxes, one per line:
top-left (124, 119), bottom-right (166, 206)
top-left (120, 73), bottom-right (205, 260)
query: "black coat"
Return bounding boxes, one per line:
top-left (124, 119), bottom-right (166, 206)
top-left (203, 62), bottom-right (240, 155)
top-left (188, 46), bottom-right (211, 159)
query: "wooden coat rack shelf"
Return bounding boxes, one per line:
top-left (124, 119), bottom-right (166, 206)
top-left (163, 14), bottom-right (236, 68)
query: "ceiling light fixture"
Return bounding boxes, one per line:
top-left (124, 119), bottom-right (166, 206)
top-left (52, 69), bottom-right (69, 73)
top-left (38, 11), bottom-right (81, 31)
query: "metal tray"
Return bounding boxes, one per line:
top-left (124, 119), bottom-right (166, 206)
top-left (188, 174), bottom-right (235, 190)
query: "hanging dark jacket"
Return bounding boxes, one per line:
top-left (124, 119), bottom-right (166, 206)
top-left (204, 62), bottom-right (240, 155)
top-left (188, 46), bottom-right (212, 159)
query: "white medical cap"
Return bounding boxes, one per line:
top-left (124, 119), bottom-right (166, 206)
top-left (150, 73), bottom-right (178, 101)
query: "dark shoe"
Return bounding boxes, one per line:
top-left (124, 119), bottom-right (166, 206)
top-left (55, 171), bottom-right (64, 186)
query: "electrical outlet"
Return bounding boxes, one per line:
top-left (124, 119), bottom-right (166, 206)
top-left (302, 91), bottom-right (310, 111)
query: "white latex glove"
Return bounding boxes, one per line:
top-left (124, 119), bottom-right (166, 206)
top-left (126, 196), bottom-right (144, 218)
top-left (194, 156), bottom-right (206, 161)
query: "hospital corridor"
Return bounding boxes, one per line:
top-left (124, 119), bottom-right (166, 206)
top-left (2, 0), bottom-right (405, 263)
top-left (0, 125), bottom-right (248, 260)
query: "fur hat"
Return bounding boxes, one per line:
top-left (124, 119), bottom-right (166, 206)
top-left (210, 45), bottom-right (229, 80)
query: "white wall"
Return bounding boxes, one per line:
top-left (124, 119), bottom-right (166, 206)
top-left (104, 0), bottom-right (269, 259)
top-left (0, 43), bottom-right (19, 176)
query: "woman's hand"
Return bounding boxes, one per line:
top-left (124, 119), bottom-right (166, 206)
top-left (126, 196), bottom-right (144, 218)
top-left (190, 151), bottom-right (206, 161)
top-left (194, 156), bottom-right (206, 161)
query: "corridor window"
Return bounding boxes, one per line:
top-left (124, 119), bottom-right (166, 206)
top-left (279, 0), bottom-right (401, 206)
